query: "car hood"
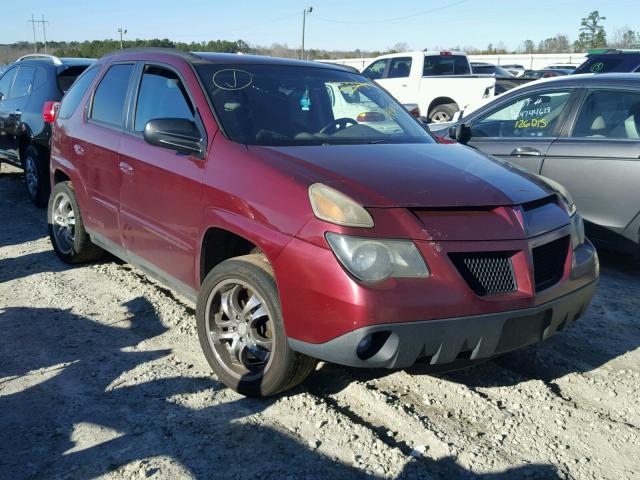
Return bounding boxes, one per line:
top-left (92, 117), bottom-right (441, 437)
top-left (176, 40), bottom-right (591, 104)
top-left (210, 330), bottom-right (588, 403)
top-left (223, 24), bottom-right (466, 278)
top-left (251, 143), bottom-right (553, 208)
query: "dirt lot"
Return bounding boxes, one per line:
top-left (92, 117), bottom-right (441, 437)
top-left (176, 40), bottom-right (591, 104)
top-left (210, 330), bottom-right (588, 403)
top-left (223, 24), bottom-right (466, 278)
top-left (0, 164), bottom-right (639, 480)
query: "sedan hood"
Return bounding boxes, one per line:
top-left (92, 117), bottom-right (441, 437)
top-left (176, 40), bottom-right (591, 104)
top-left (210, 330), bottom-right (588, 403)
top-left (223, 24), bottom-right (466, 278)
top-left (251, 143), bottom-right (552, 208)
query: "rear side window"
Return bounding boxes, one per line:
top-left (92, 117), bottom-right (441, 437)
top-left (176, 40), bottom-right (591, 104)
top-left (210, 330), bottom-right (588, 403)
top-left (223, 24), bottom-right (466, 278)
top-left (91, 64), bottom-right (134, 127)
top-left (387, 57), bottom-right (412, 78)
top-left (423, 55), bottom-right (470, 76)
top-left (574, 55), bottom-right (640, 74)
top-left (9, 66), bottom-right (36, 99)
top-left (58, 66), bottom-right (99, 120)
top-left (362, 59), bottom-right (387, 80)
top-left (57, 65), bottom-right (91, 93)
top-left (133, 65), bottom-right (194, 132)
top-left (572, 90), bottom-right (640, 139)
top-left (0, 68), bottom-right (17, 99)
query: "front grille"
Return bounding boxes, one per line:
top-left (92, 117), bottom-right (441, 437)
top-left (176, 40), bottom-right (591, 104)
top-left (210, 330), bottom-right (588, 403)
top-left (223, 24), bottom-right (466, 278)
top-left (532, 236), bottom-right (570, 291)
top-left (449, 252), bottom-right (517, 296)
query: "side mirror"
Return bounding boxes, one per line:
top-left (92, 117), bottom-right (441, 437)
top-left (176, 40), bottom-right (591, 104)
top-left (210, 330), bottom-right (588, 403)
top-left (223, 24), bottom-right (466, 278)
top-left (448, 124), bottom-right (472, 145)
top-left (143, 118), bottom-right (204, 158)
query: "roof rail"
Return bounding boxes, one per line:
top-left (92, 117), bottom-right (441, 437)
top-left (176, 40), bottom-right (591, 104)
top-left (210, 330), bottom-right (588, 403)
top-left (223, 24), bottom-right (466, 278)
top-left (16, 54), bottom-right (63, 66)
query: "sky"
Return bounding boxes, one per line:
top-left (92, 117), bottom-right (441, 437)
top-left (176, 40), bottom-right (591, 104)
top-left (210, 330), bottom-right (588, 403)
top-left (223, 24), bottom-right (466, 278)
top-left (2, 0), bottom-right (639, 52)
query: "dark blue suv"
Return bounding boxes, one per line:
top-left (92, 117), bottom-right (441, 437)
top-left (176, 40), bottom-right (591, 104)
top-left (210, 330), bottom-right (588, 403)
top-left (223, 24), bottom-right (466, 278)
top-left (0, 54), bottom-right (93, 205)
top-left (574, 49), bottom-right (640, 74)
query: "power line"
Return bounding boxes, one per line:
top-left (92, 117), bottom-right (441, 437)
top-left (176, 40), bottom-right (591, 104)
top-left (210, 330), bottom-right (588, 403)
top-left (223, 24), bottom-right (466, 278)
top-left (28, 14), bottom-right (49, 53)
top-left (312, 0), bottom-right (470, 25)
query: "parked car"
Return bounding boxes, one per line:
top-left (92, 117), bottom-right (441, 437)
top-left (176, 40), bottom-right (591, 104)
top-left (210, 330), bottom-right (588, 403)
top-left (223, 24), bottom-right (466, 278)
top-left (48, 48), bottom-right (598, 396)
top-left (431, 73), bottom-right (640, 253)
top-left (0, 54), bottom-right (94, 205)
top-left (470, 62), bottom-right (533, 95)
top-left (522, 69), bottom-right (572, 79)
top-left (546, 65), bottom-right (578, 71)
top-left (574, 49), bottom-right (640, 74)
top-left (362, 51), bottom-right (496, 123)
top-left (501, 64), bottom-right (526, 77)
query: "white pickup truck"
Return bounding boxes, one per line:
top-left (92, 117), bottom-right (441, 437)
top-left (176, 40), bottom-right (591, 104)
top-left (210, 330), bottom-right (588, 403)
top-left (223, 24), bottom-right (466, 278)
top-left (361, 51), bottom-right (496, 123)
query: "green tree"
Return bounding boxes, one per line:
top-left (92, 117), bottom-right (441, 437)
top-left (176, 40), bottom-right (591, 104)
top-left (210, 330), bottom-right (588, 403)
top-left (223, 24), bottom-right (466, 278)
top-left (574, 10), bottom-right (607, 51)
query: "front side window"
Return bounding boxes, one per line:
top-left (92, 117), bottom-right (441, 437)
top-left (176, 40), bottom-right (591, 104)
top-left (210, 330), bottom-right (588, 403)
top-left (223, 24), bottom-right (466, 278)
top-left (9, 66), bottom-right (36, 99)
top-left (91, 63), bottom-right (134, 127)
top-left (572, 90), bottom-right (640, 139)
top-left (195, 63), bottom-right (433, 146)
top-left (362, 59), bottom-right (387, 80)
top-left (58, 66), bottom-right (99, 120)
top-left (387, 57), bottom-right (412, 78)
top-left (471, 90), bottom-right (572, 138)
top-left (0, 68), bottom-right (16, 100)
top-left (134, 65), bottom-right (194, 132)
top-left (423, 55), bottom-right (470, 76)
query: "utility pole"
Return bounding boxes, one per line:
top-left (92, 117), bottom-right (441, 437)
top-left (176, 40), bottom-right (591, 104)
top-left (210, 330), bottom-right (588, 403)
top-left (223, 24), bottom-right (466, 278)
top-left (41, 14), bottom-right (49, 53)
top-left (117, 28), bottom-right (127, 50)
top-left (28, 14), bottom-right (38, 52)
top-left (301, 6), bottom-right (313, 60)
top-left (28, 15), bottom-right (49, 53)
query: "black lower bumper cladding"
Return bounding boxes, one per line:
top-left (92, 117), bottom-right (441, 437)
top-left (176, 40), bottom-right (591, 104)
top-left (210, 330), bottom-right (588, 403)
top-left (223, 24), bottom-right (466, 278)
top-left (289, 280), bottom-right (597, 369)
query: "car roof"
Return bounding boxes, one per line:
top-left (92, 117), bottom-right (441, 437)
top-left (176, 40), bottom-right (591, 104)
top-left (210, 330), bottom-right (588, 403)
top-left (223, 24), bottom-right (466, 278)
top-left (100, 48), bottom-right (350, 72)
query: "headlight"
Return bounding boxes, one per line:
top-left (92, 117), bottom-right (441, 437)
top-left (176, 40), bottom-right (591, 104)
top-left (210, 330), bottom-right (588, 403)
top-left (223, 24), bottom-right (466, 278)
top-left (326, 232), bottom-right (429, 282)
top-left (309, 183), bottom-right (374, 228)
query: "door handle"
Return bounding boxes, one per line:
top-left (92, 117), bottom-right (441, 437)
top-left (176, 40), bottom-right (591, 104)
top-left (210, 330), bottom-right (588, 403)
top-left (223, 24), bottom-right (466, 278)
top-left (119, 161), bottom-right (134, 174)
top-left (73, 144), bottom-right (85, 156)
top-left (510, 147), bottom-right (541, 156)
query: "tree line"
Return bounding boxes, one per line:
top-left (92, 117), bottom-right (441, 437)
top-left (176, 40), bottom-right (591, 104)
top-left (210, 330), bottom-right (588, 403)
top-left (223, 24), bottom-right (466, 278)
top-left (1, 10), bottom-right (638, 64)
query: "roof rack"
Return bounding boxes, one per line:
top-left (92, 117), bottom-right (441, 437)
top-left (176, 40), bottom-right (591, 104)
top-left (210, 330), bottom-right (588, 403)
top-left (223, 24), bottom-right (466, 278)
top-left (16, 54), bottom-right (63, 66)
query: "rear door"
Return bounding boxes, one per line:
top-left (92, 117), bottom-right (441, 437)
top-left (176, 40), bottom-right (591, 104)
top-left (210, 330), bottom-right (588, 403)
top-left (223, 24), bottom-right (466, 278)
top-left (466, 88), bottom-right (576, 173)
top-left (542, 88), bottom-right (640, 238)
top-left (76, 62), bottom-right (135, 249)
top-left (0, 66), bottom-right (35, 163)
top-left (118, 63), bottom-right (207, 290)
top-left (377, 56), bottom-right (414, 104)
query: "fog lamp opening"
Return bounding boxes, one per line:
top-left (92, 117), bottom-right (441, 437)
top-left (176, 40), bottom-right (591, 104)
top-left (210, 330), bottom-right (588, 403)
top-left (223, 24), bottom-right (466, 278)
top-left (356, 331), bottom-right (391, 360)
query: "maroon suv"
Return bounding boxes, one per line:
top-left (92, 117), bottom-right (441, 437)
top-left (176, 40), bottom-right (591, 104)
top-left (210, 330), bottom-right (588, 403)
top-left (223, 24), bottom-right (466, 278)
top-left (48, 49), bottom-right (598, 396)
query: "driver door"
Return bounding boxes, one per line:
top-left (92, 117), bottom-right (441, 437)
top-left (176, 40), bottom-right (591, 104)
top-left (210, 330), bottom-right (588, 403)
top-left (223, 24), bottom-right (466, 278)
top-left (466, 88), bottom-right (577, 174)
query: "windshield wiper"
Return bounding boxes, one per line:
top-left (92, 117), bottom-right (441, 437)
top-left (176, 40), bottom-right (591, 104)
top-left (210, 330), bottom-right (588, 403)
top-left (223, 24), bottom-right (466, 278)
top-left (368, 139), bottom-right (389, 144)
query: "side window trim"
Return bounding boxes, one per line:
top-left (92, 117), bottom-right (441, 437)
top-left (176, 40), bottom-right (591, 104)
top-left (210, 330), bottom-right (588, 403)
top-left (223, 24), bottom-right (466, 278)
top-left (127, 60), bottom-right (208, 158)
top-left (468, 88), bottom-right (577, 140)
top-left (128, 61), bottom-right (198, 136)
top-left (87, 61), bottom-right (137, 132)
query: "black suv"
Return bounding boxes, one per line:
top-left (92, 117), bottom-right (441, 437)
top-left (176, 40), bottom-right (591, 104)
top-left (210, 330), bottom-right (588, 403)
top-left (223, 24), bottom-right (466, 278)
top-left (574, 49), bottom-right (640, 74)
top-left (0, 54), bottom-right (94, 205)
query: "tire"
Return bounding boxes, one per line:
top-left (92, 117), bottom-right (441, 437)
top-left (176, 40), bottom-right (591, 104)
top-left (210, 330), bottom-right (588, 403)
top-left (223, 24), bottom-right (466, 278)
top-left (428, 103), bottom-right (458, 124)
top-left (48, 181), bottom-right (104, 263)
top-left (22, 145), bottom-right (50, 207)
top-left (196, 254), bottom-right (317, 397)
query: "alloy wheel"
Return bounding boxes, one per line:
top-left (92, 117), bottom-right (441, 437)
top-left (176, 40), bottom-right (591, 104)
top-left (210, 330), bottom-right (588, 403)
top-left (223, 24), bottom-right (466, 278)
top-left (205, 279), bottom-right (274, 381)
top-left (25, 156), bottom-right (39, 198)
top-left (431, 111), bottom-right (451, 123)
top-left (51, 191), bottom-right (76, 254)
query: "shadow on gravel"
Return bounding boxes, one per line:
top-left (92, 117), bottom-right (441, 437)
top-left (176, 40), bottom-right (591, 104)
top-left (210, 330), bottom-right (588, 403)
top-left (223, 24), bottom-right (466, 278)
top-left (0, 168), bottom-right (48, 248)
top-left (0, 299), bottom-right (369, 479)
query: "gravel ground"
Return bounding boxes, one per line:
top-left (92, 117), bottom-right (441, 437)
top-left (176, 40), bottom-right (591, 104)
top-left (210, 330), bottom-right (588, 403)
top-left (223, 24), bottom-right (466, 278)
top-left (1, 164), bottom-right (639, 480)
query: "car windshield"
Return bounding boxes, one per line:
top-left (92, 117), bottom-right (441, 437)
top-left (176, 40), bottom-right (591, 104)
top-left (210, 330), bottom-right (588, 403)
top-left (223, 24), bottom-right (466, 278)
top-left (574, 55), bottom-right (640, 74)
top-left (195, 63), bottom-right (433, 146)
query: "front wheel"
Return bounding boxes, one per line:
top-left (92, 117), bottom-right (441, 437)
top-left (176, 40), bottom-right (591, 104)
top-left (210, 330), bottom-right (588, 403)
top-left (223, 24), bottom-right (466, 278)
top-left (196, 254), bottom-right (317, 397)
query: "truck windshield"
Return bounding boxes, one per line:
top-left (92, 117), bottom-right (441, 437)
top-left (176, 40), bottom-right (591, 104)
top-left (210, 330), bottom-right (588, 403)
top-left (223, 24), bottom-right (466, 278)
top-left (195, 63), bottom-right (434, 146)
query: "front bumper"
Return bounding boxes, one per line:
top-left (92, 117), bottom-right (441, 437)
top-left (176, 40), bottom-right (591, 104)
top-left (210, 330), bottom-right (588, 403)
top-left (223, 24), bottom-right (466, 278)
top-left (288, 279), bottom-right (597, 369)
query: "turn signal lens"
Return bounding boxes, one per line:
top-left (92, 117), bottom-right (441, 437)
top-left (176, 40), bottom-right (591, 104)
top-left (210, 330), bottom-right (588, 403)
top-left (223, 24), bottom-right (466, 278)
top-left (309, 183), bottom-right (374, 228)
top-left (42, 101), bottom-right (60, 123)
